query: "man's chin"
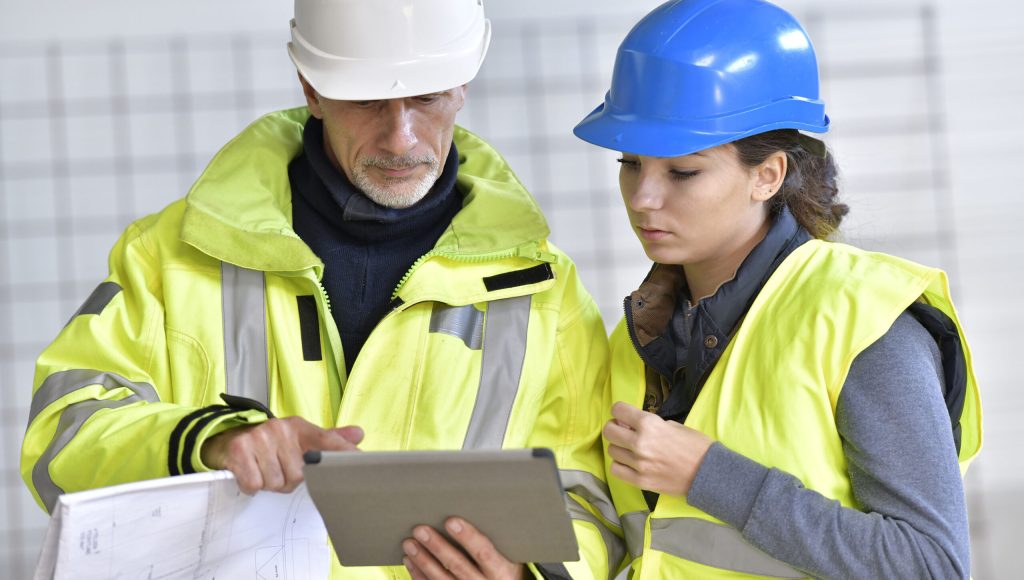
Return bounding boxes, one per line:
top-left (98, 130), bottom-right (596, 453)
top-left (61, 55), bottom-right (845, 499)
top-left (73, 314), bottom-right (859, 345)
top-left (355, 170), bottom-right (438, 209)
top-left (361, 183), bottom-right (431, 209)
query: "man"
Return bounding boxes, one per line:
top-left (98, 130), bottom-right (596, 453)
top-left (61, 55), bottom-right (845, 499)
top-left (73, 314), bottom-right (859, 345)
top-left (21, 1), bottom-right (622, 578)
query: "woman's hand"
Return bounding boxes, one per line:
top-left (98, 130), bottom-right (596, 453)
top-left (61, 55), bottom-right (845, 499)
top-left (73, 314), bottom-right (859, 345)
top-left (402, 517), bottom-right (525, 580)
top-left (603, 401), bottom-right (713, 496)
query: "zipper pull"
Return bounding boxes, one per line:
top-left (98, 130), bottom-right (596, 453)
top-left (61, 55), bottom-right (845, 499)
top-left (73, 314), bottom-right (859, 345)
top-left (534, 250), bottom-right (558, 263)
top-left (516, 243), bottom-right (557, 263)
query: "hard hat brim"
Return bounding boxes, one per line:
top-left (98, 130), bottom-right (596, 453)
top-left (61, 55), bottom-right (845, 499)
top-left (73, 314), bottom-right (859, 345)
top-left (573, 101), bottom-right (830, 158)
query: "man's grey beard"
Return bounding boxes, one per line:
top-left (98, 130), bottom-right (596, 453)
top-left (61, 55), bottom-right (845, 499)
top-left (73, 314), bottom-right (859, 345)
top-left (352, 154), bottom-right (441, 209)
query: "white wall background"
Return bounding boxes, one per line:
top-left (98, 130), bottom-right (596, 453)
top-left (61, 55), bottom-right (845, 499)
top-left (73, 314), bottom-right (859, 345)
top-left (1, 0), bottom-right (1021, 577)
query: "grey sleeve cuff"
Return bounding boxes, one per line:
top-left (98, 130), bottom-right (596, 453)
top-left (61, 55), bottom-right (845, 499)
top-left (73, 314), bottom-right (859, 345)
top-left (687, 441), bottom-right (770, 530)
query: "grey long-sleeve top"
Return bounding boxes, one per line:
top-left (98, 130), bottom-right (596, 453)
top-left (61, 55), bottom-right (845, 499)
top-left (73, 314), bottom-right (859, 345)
top-left (687, 311), bottom-right (970, 579)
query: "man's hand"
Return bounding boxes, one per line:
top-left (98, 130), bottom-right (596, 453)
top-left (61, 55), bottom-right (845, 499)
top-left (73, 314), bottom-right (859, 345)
top-left (402, 517), bottom-right (525, 580)
top-left (201, 417), bottom-right (364, 494)
top-left (603, 401), bottom-right (713, 496)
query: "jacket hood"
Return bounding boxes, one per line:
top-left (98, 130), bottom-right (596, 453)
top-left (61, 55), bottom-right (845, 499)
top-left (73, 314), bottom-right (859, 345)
top-left (181, 107), bottom-right (550, 275)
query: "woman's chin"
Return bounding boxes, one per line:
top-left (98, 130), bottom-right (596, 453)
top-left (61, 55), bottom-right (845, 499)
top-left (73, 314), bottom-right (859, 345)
top-left (640, 244), bottom-right (686, 265)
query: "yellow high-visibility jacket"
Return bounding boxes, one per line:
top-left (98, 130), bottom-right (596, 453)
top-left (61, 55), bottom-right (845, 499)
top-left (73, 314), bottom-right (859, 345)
top-left (607, 240), bottom-right (982, 579)
top-left (22, 108), bottom-right (623, 579)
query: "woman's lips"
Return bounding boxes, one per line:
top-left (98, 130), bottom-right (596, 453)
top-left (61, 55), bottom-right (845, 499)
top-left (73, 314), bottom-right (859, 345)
top-left (637, 226), bottom-right (671, 241)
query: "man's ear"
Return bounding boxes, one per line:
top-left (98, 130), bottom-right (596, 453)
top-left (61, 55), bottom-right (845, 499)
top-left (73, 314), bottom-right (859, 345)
top-left (298, 73), bottom-right (323, 119)
top-left (752, 151), bottom-right (787, 202)
top-left (453, 84), bottom-right (468, 112)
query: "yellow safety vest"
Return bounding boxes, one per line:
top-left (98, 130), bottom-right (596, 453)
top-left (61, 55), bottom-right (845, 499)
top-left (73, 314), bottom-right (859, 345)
top-left (607, 240), bottom-right (982, 579)
top-left (23, 108), bottom-right (623, 579)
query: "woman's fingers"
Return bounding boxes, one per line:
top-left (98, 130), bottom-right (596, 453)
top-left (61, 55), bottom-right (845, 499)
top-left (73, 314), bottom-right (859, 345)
top-left (606, 443), bottom-right (639, 470)
top-left (602, 418), bottom-right (638, 448)
top-left (609, 459), bottom-right (642, 488)
top-left (610, 401), bottom-right (648, 428)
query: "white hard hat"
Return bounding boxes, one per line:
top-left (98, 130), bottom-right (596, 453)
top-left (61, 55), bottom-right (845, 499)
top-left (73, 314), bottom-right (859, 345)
top-left (288, 0), bottom-right (492, 101)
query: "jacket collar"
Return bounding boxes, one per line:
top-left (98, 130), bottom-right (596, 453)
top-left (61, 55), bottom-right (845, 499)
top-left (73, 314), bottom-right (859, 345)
top-left (627, 207), bottom-right (811, 393)
top-left (180, 108), bottom-right (551, 281)
top-left (685, 205), bottom-right (804, 338)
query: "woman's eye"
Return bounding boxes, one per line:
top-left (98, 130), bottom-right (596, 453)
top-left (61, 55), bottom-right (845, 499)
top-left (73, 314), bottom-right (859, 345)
top-left (669, 170), bottom-right (700, 182)
top-left (616, 158), bottom-right (640, 170)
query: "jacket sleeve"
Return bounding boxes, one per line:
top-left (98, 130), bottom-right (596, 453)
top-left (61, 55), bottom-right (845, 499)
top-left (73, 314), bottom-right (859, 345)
top-left (687, 312), bottom-right (970, 579)
top-left (21, 218), bottom-right (266, 513)
top-left (527, 264), bottom-right (625, 580)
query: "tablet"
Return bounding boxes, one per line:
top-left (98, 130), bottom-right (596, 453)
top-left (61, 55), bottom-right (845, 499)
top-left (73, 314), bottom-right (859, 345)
top-left (302, 448), bottom-right (580, 567)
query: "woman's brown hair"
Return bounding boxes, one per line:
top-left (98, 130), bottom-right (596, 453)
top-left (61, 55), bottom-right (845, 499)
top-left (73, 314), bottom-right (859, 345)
top-left (733, 129), bottom-right (848, 240)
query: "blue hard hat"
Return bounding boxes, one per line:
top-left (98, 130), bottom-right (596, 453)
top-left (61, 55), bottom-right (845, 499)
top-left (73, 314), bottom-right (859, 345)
top-left (574, 0), bottom-right (829, 158)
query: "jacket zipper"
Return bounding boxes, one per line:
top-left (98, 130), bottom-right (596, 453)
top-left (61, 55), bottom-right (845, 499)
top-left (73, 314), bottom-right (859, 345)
top-left (338, 243), bottom-right (557, 393)
top-left (388, 242), bottom-right (558, 304)
top-left (623, 294), bottom-right (665, 375)
top-left (316, 279), bottom-right (332, 313)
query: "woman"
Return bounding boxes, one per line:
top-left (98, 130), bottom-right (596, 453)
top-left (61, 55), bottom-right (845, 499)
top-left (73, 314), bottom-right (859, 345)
top-left (573, 0), bottom-right (982, 578)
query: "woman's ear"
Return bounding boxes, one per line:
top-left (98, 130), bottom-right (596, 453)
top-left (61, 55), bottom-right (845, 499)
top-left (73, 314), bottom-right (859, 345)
top-left (752, 151), bottom-right (787, 202)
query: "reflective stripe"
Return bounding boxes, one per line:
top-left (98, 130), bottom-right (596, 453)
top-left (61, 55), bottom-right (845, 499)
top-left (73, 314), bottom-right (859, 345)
top-left (621, 510), bottom-right (649, 560)
top-left (27, 370), bottom-right (158, 512)
top-left (221, 263), bottom-right (269, 409)
top-left (650, 517), bottom-right (805, 578)
top-left (560, 469), bottom-right (620, 528)
top-left (429, 303), bottom-right (484, 350)
top-left (65, 281), bottom-right (122, 326)
top-left (28, 369), bottom-right (157, 427)
top-left (565, 496), bottom-right (627, 578)
top-left (462, 296), bottom-right (531, 449)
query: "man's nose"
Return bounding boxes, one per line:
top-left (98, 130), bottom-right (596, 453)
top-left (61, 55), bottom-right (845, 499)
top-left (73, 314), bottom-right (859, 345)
top-left (378, 99), bottom-right (418, 156)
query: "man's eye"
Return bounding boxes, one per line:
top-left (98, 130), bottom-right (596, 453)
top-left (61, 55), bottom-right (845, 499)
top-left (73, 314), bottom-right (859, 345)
top-left (616, 158), bottom-right (639, 170)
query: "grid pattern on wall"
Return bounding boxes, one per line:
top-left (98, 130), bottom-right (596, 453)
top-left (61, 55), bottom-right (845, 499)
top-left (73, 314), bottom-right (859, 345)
top-left (0, 7), bottom-right (992, 577)
top-left (0, 32), bottom-right (311, 577)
